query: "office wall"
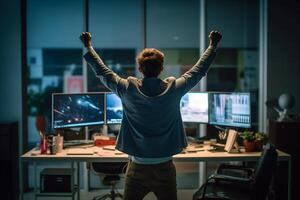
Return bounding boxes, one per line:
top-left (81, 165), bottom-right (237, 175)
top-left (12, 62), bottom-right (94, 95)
top-left (206, 0), bottom-right (259, 48)
top-left (27, 0), bottom-right (142, 48)
top-left (27, 0), bottom-right (83, 48)
top-left (267, 0), bottom-right (300, 120)
top-left (0, 1), bottom-right (22, 138)
top-left (146, 0), bottom-right (200, 48)
top-left (27, 0), bottom-right (258, 49)
top-left (0, 0), bottom-right (22, 196)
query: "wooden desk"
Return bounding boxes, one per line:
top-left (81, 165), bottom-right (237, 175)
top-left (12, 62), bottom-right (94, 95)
top-left (21, 146), bottom-right (291, 200)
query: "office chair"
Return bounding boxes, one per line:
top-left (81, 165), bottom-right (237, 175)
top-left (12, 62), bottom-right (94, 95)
top-left (91, 162), bottom-right (127, 200)
top-left (193, 143), bottom-right (278, 200)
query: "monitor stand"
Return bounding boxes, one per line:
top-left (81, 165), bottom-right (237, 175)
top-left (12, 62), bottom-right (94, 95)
top-left (101, 124), bottom-right (108, 135)
top-left (55, 128), bottom-right (93, 148)
top-left (55, 128), bottom-right (85, 140)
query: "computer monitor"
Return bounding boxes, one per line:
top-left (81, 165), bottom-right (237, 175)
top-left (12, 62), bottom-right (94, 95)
top-left (180, 92), bottom-right (209, 123)
top-left (209, 92), bottom-right (251, 128)
top-left (52, 93), bottom-right (105, 129)
top-left (106, 93), bottom-right (123, 124)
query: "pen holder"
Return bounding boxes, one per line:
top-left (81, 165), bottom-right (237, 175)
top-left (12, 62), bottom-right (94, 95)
top-left (47, 135), bottom-right (57, 155)
top-left (40, 137), bottom-right (48, 154)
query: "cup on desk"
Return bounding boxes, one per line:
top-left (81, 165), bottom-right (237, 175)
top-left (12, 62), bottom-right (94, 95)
top-left (56, 135), bottom-right (64, 153)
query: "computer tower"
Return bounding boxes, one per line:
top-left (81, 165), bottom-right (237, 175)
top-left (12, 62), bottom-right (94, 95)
top-left (40, 168), bottom-right (73, 193)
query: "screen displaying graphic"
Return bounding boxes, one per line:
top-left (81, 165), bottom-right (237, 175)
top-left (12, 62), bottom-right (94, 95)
top-left (52, 93), bottom-right (104, 128)
top-left (209, 93), bottom-right (251, 128)
top-left (106, 93), bottom-right (123, 124)
top-left (180, 92), bottom-right (209, 123)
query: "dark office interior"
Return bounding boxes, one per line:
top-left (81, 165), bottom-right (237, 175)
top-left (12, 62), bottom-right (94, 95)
top-left (0, 0), bottom-right (300, 199)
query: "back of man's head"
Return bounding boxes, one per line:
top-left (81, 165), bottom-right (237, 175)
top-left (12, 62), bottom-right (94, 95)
top-left (136, 48), bottom-right (164, 77)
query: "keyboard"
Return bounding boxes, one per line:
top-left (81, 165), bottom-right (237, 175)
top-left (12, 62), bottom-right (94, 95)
top-left (66, 148), bottom-right (94, 155)
top-left (64, 140), bottom-right (94, 148)
top-left (210, 144), bottom-right (227, 152)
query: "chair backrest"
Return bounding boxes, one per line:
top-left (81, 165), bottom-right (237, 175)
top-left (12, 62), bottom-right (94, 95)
top-left (252, 143), bottom-right (278, 200)
top-left (91, 162), bottom-right (127, 175)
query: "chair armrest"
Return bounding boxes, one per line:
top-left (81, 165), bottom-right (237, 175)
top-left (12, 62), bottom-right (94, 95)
top-left (209, 173), bottom-right (252, 183)
top-left (217, 164), bottom-right (255, 177)
top-left (193, 174), bottom-right (252, 200)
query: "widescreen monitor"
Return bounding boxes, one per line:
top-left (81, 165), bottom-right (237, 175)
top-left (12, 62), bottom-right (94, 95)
top-left (52, 93), bottom-right (105, 128)
top-left (106, 93), bottom-right (123, 124)
top-left (180, 92), bottom-right (209, 123)
top-left (209, 93), bottom-right (251, 128)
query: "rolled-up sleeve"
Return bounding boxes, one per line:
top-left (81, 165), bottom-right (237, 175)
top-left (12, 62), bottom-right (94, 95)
top-left (84, 48), bottom-right (128, 96)
top-left (175, 47), bottom-right (216, 95)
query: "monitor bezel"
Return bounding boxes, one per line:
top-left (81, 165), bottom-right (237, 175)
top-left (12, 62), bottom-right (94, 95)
top-left (208, 92), bottom-right (252, 128)
top-left (105, 92), bottom-right (123, 125)
top-left (180, 91), bottom-right (209, 124)
top-left (52, 92), bottom-right (106, 129)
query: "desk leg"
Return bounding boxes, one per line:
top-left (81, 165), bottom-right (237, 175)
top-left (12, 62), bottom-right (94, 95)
top-left (288, 158), bottom-right (291, 200)
top-left (77, 162), bottom-right (80, 200)
top-left (19, 162), bottom-right (24, 200)
top-left (34, 161), bottom-right (37, 200)
top-left (198, 162), bottom-right (206, 187)
top-left (71, 162), bottom-right (75, 200)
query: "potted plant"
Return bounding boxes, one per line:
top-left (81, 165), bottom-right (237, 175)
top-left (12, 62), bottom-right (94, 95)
top-left (254, 132), bottom-right (267, 151)
top-left (28, 89), bottom-right (46, 133)
top-left (240, 131), bottom-right (256, 152)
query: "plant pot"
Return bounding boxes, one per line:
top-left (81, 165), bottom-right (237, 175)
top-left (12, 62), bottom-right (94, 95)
top-left (243, 140), bottom-right (256, 152)
top-left (255, 140), bottom-right (263, 151)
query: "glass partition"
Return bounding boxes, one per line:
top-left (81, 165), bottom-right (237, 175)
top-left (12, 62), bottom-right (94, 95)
top-left (206, 0), bottom-right (260, 131)
top-left (27, 0), bottom-right (84, 148)
top-left (88, 0), bottom-right (142, 92)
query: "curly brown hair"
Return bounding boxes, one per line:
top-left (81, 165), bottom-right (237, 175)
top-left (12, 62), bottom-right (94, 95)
top-left (136, 48), bottom-right (164, 77)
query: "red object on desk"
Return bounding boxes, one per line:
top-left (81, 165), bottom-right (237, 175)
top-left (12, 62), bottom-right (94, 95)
top-left (40, 137), bottom-right (48, 154)
top-left (94, 139), bottom-right (116, 147)
top-left (35, 116), bottom-right (46, 133)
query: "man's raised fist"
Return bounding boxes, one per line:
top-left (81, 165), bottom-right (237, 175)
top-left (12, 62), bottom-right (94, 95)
top-left (80, 32), bottom-right (92, 47)
top-left (209, 31), bottom-right (222, 48)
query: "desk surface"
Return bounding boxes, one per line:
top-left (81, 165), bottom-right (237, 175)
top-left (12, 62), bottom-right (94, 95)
top-left (21, 145), bottom-right (290, 163)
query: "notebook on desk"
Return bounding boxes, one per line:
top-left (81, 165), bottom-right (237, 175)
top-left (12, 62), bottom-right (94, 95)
top-left (66, 148), bottom-right (94, 155)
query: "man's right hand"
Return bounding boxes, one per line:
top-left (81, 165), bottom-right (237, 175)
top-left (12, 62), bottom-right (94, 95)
top-left (80, 32), bottom-right (92, 48)
top-left (209, 31), bottom-right (222, 48)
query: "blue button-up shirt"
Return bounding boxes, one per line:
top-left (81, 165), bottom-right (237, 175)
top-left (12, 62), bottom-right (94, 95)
top-left (84, 47), bottom-right (216, 159)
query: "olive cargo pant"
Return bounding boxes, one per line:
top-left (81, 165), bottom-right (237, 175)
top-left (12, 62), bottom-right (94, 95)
top-left (124, 160), bottom-right (177, 200)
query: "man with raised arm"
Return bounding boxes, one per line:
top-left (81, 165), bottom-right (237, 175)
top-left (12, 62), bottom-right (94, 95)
top-left (80, 31), bottom-right (222, 200)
